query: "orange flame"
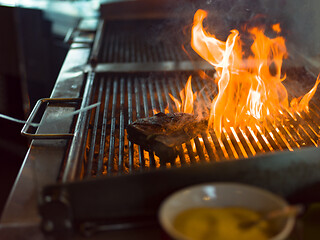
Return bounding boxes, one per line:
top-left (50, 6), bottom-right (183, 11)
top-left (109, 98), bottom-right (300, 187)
top-left (191, 9), bottom-right (291, 136)
top-left (290, 74), bottom-right (320, 112)
top-left (153, 106), bottom-right (170, 115)
top-left (166, 10), bottom-right (319, 140)
top-left (169, 9), bottom-right (319, 138)
top-left (272, 23), bottom-right (281, 34)
top-left (170, 75), bottom-right (197, 113)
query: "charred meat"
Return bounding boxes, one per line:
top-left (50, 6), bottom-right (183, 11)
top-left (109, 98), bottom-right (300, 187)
top-left (126, 112), bottom-right (208, 163)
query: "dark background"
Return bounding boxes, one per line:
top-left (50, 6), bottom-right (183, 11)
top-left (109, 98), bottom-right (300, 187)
top-left (0, 5), bottom-right (69, 217)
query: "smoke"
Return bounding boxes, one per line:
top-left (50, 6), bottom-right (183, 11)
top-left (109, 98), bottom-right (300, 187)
top-left (147, 0), bottom-right (291, 61)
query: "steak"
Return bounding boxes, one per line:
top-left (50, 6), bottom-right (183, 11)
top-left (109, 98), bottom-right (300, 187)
top-left (126, 112), bottom-right (208, 164)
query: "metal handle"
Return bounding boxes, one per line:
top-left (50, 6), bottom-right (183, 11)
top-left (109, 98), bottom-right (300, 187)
top-left (21, 98), bottom-right (82, 139)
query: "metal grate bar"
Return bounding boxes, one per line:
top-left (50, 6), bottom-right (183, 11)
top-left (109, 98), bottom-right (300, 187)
top-left (238, 127), bottom-right (257, 156)
top-left (85, 79), bottom-right (104, 177)
top-left (141, 78), bottom-right (156, 167)
top-left (266, 120), bottom-right (294, 151)
top-left (193, 137), bottom-right (207, 162)
top-left (296, 112), bottom-right (319, 144)
top-left (118, 77), bottom-right (126, 172)
top-left (127, 78), bottom-right (134, 172)
top-left (148, 78), bottom-right (158, 114)
top-left (107, 78), bottom-right (119, 174)
top-left (100, 20), bottom-right (200, 63)
top-left (96, 79), bottom-right (112, 176)
top-left (303, 110), bottom-right (320, 134)
top-left (229, 127), bottom-right (249, 158)
top-left (284, 110), bottom-right (317, 146)
top-left (155, 80), bottom-right (165, 112)
top-left (134, 77), bottom-right (146, 168)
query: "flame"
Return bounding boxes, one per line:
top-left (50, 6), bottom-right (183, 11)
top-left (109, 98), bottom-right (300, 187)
top-left (170, 75), bottom-right (197, 113)
top-left (168, 9), bottom-right (319, 138)
top-left (272, 23), bottom-right (281, 34)
top-left (162, 9), bottom-right (319, 140)
top-left (191, 9), bottom-right (292, 136)
top-left (153, 106), bottom-right (170, 115)
top-left (290, 74), bottom-right (320, 112)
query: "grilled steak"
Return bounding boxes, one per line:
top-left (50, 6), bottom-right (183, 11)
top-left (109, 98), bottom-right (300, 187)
top-left (126, 112), bottom-right (208, 164)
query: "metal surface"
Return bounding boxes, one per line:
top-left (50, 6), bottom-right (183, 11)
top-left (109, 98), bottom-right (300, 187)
top-left (62, 72), bottom-right (96, 182)
top-left (90, 20), bottom-right (105, 66)
top-left (40, 146), bottom-right (320, 236)
top-left (99, 19), bottom-right (198, 63)
top-left (88, 60), bottom-right (212, 73)
top-left (21, 98), bottom-right (81, 139)
top-left (0, 19), bottom-right (95, 229)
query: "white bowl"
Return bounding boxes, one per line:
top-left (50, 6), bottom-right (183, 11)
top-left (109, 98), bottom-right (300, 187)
top-left (159, 182), bottom-right (295, 240)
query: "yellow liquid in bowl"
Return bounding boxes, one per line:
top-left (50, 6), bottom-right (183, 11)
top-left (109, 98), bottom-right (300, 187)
top-left (173, 207), bottom-right (272, 240)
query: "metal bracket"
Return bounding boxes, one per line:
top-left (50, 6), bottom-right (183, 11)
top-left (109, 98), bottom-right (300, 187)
top-left (21, 98), bottom-right (82, 139)
top-left (39, 186), bottom-right (74, 238)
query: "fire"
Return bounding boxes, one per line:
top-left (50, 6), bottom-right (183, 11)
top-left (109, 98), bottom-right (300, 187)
top-left (170, 75), bottom-right (197, 114)
top-left (290, 74), bottom-right (320, 113)
top-left (272, 23), bottom-right (281, 34)
top-left (171, 9), bottom-right (319, 138)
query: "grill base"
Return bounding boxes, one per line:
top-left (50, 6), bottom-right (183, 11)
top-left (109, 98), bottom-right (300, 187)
top-left (41, 146), bottom-right (320, 237)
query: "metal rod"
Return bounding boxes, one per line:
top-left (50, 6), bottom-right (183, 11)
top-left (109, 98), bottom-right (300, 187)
top-left (193, 137), bottom-right (206, 162)
top-left (155, 80), bottom-right (165, 112)
top-left (118, 77), bottom-right (126, 173)
top-left (127, 78), bottom-right (134, 172)
top-left (161, 77), bottom-right (174, 113)
top-left (96, 78), bottom-right (112, 176)
top-left (107, 78), bottom-right (119, 174)
top-left (85, 79), bottom-right (104, 177)
top-left (238, 127), bottom-right (257, 156)
top-left (90, 20), bottom-right (105, 66)
top-left (148, 79), bottom-right (158, 114)
top-left (229, 127), bottom-right (248, 158)
top-left (63, 72), bottom-right (95, 182)
top-left (140, 78), bottom-right (156, 166)
top-left (89, 61), bottom-right (213, 73)
top-left (134, 77), bottom-right (145, 168)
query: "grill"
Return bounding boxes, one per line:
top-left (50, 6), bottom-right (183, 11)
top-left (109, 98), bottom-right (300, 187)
top-left (61, 19), bottom-right (320, 181)
top-left (2, 3), bottom-right (320, 239)
top-left (67, 71), bottom-right (320, 179)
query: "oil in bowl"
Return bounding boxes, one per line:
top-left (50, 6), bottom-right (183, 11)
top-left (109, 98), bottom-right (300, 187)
top-left (173, 206), bottom-right (275, 240)
top-left (159, 183), bottom-right (295, 240)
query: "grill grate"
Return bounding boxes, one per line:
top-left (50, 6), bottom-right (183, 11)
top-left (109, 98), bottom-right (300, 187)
top-left (76, 71), bottom-right (320, 179)
top-left (100, 20), bottom-right (199, 63)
